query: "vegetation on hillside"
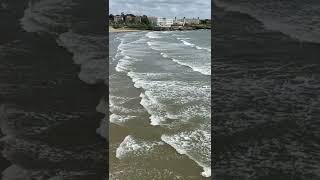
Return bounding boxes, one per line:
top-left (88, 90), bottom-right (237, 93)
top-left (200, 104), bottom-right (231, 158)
top-left (109, 13), bottom-right (153, 30)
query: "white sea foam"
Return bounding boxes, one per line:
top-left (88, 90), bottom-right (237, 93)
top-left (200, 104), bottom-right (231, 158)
top-left (181, 40), bottom-right (196, 47)
top-left (115, 56), bottom-right (135, 72)
top-left (161, 51), bottom-right (211, 75)
top-left (161, 129), bottom-right (211, 177)
top-left (146, 32), bottom-right (162, 39)
top-left (115, 36), bottom-right (147, 73)
top-left (116, 135), bottom-right (164, 159)
top-left (110, 104), bottom-right (143, 114)
top-left (147, 40), bottom-right (211, 75)
top-left (160, 52), bottom-right (169, 58)
top-left (126, 71), bottom-right (210, 126)
top-left (109, 95), bottom-right (135, 106)
top-left (171, 58), bottom-right (211, 75)
top-left (139, 93), bottom-right (166, 126)
top-left (180, 40), bottom-right (211, 52)
top-left (195, 46), bottom-right (211, 52)
top-left (110, 114), bottom-right (136, 125)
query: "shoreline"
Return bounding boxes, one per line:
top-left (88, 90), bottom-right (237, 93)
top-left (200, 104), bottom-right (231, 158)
top-left (108, 26), bottom-right (210, 33)
top-left (109, 26), bottom-right (143, 33)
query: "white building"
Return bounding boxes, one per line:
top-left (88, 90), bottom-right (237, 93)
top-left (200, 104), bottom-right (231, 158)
top-left (185, 18), bottom-right (200, 25)
top-left (165, 18), bottom-right (174, 26)
top-left (156, 17), bottom-right (173, 27)
top-left (174, 17), bottom-right (200, 26)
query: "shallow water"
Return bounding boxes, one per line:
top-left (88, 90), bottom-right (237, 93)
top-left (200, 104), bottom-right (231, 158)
top-left (109, 30), bottom-right (211, 179)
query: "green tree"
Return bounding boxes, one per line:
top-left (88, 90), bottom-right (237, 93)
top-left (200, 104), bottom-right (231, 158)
top-left (109, 14), bottom-right (114, 21)
top-left (141, 15), bottom-right (150, 25)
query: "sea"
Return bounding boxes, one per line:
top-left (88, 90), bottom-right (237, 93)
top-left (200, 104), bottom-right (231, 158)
top-left (214, 0), bottom-right (320, 179)
top-left (109, 30), bottom-right (211, 179)
top-left (0, 0), bottom-right (108, 179)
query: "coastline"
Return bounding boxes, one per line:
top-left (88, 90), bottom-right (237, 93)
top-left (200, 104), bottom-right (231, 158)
top-left (108, 26), bottom-right (210, 33)
top-left (109, 26), bottom-right (143, 33)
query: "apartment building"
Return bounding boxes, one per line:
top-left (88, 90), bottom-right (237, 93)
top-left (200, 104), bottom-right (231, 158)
top-left (185, 17), bottom-right (200, 25)
top-left (156, 17), bottom-right (174, 27)
top-left (174, 17), bottom-right (200, 26)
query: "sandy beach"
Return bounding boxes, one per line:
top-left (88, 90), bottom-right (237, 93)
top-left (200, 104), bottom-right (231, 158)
top-left (109, 26), bottom-right (142, 32)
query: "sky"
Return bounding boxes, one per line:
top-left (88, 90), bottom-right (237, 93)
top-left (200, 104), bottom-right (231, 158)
top-left (109, 0), bottom-right (211, 19)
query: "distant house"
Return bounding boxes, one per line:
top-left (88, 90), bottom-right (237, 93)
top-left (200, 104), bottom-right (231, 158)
top-left (114, 15), bottom-right (123, 23)
top-left (125, 14), bottom-right (135, 23)
top-left (156, 17), bottom-right (174, 27)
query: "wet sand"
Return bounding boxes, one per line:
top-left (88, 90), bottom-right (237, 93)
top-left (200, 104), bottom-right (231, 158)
top-left (109, 26), bottom-right (143, 33)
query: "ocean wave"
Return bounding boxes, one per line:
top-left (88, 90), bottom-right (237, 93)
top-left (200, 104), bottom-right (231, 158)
top-left (115, 56), bottom-right (136, 73)
top-left (146, 32), bottom-right (162, 39)
top-left (161, 129), bottom-right (211, 177)
top-left (181, 39), bottom-right (195, 47)
top-left (147, 40), bottom-right (211, 75)
top-left (139, 93), bottom-right (166, 126)
top-left (180, 39), bottom-right (211, 52)
top-left (109, 114), bottom-right (136, 125)
top-left (126, 72), bottom-right (210, 126)
top-left (116, 135), bottom-right (164, 159)
top-left (195, 46), bottom-right (211, 52)
top-left (110, 104), bottom-right (144, 114)
top-left (160, 52), bottom-right (211, 75)
top-left (171, 57), bottom-right (211, 76)
top-left (110, 32), bottom-right (211, 178)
